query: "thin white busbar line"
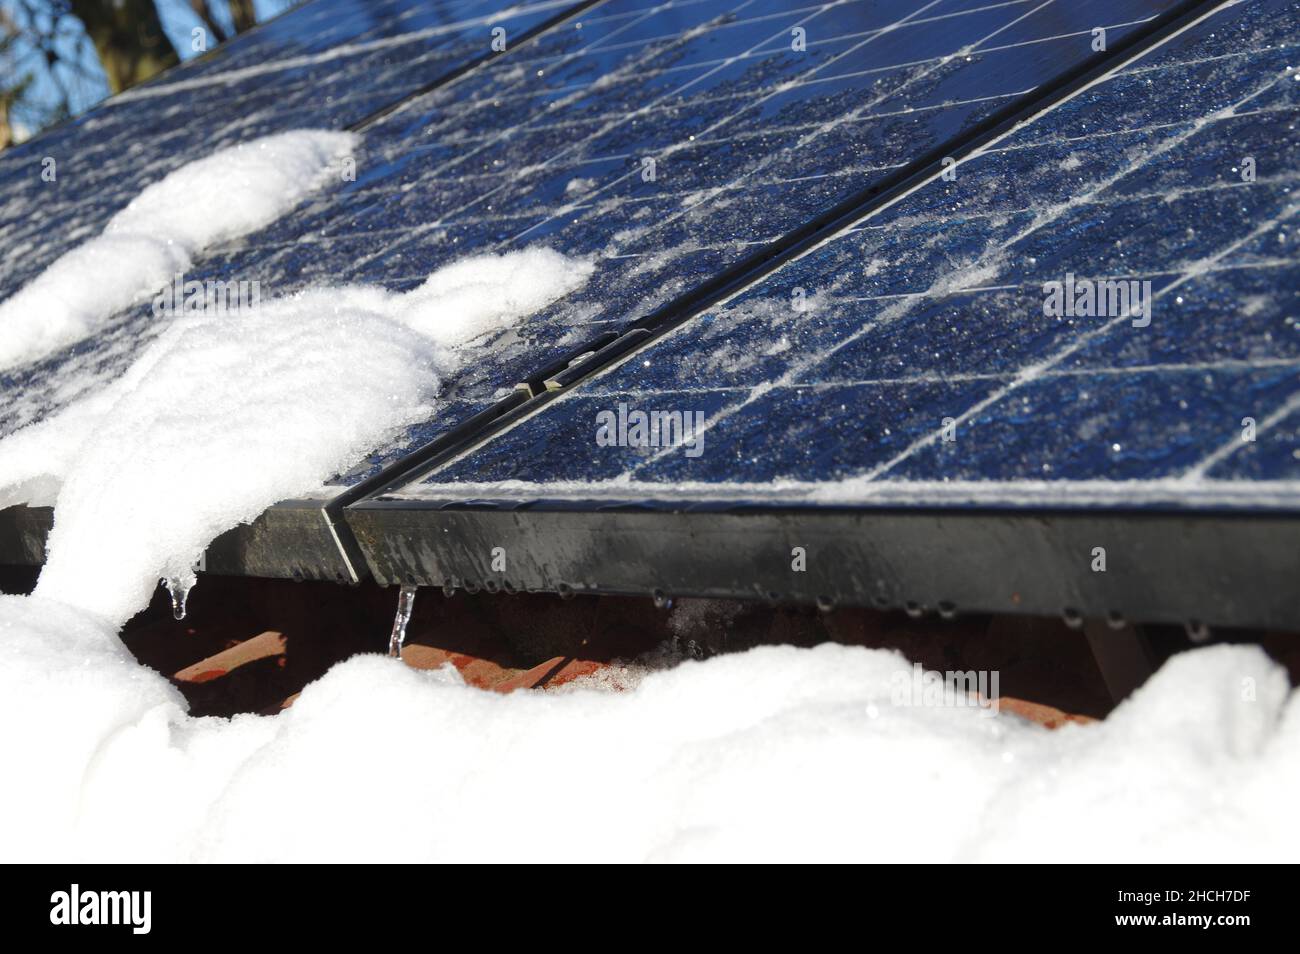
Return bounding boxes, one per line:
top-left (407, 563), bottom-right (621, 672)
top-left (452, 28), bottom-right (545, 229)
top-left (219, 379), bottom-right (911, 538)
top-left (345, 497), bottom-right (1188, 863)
top-left (1184, 388), bottom-right (1300, 480)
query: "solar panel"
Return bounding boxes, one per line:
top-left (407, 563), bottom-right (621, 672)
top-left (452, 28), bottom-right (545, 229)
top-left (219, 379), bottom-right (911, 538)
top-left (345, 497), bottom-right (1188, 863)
top-left (331, 0), bottom-right (1300, 626)
top-left (4, 0), bottom-right (1296, 624)
top-left (388, 0), bottom-right (1299, 507)
top-left (3, 0), bottom-right (1191, 487)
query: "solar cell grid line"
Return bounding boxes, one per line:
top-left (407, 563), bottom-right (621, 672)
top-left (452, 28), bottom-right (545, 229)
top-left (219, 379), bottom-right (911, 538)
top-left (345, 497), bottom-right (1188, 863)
top-left (356, 0), bottom-right (993, 250)
top-left (6, 0), bottom-right (572, 166)
top-left (483, 0), bottom-right (1175, 276)
top-left (343, 0), bottom-right (852, 165)
top-left (343, 0), bottom-right (609, 130)
top-left (0, 0), bottom-right (1248, 590)
top-left (1186, 382), bottom-right (1300, 480)
top-left (359, 0), bottom-right (1040, 253)
top-left (328, 0), bottom-right (1224, 499)
top-left (446, 0), bottom-right (1031, 106)
top-left (387, 0), bottom-right (1292, 499)
top-left (0, 2), bottom-right (636, 588)
top-left (595, 0), bottom-right (1180, 283)
top-left (319, 0), bottom-right (1190, 493)
top-left (234, 0), bottom-right (716, 246)
top-left (0, 0), bottom-right (1185, 413)
top-left (361, 0), bottom-right (1294, 493)
top-left (185, 0), bottom-right (744, 262)
top-left (858, 212), bottom-right (1300, 486)
top-left (0, 0), bottom-right (728, 324)
top-left (0, 0), bottom-right (672, 583)
top-left (107, 0), bottom-right (584, 97)
top-left (279, 0), bottom-right (1050, 486)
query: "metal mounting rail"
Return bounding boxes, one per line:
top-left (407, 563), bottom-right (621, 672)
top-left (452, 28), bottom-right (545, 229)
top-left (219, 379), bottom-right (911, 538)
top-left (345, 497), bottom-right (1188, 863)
top-left (346, 501), bottom-right (1300, 631)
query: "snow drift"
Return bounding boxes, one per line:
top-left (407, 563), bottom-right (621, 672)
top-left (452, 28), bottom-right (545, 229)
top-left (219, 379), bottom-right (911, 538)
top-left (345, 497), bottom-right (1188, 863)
top-left (0, 596), bottom-right (1295, 863)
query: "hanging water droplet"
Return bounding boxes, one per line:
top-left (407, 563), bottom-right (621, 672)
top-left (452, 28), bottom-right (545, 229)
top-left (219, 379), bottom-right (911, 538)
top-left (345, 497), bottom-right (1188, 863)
top-left (816, 595), bottom-right (835, 613)
top-left (1186, 619), bottom-right (1211, 644)
top-left (652, 588), bottom-right (672, 609)
top-left (904, 601), bottom-right (924, 618)
top-left (937, 600), bottom-right (957, 620)
top-left (442, 578), bottom-right (456, 597)
top-left (388, 584), bottom-right (418, 658)
top-left (164, 577), bottom-right (191, 621)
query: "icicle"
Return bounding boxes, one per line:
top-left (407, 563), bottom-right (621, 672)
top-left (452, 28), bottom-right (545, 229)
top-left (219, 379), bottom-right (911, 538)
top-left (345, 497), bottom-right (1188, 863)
top-left (161, 576), bottom-right (192, 621)
top-left (388, 584), bottom-right (418, 658)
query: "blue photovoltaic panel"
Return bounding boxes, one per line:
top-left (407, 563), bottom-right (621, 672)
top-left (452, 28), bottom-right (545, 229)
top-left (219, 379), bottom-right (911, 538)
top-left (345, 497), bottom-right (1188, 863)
top-left (403, 0), bottom-right (1300, 506)
top-left (0, 0), bottom-right (577, 437)
top-left (270, 0), bottom-right (1179, 481)
top-left (0, 0), bottom-right (1217, 495)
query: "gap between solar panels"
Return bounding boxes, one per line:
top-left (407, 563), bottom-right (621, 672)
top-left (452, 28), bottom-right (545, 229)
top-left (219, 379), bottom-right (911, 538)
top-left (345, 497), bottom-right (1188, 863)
top-left (320, 0), bottom-right (1237, 579)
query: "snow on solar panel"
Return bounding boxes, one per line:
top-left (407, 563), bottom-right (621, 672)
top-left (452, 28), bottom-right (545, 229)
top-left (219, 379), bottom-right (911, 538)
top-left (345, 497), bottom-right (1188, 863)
top-left (393, 0), bottom-right (1300, 507)
top-left (0, 0), bottom-right (579, 452)
top-left (0, 0), bottom-right (563, 288)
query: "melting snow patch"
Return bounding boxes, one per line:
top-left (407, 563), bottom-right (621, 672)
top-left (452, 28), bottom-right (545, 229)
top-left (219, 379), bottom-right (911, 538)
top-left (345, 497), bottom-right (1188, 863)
top-left (0, 130), bottom-right (357, 372)
top-left (0, 248), bottom-right (592, 624)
